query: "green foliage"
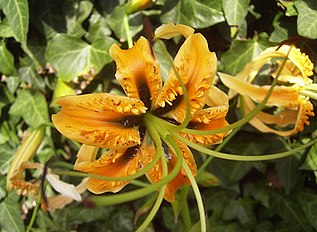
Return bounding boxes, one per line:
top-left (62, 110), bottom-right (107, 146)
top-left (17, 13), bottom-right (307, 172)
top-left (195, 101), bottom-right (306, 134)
top-left (0, 0), bottom-right (317, 231)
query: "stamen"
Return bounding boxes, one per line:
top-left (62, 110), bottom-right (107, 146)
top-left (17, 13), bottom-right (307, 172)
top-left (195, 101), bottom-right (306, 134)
top-left (152, 94), bottom-right (183, 116)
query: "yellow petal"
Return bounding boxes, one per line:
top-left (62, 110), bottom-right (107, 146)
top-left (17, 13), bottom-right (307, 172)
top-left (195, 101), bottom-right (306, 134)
top-left (145, 139), bottom-right (196, 202)
top-left (75, 146), bottom-right (143, 194)
top-left (52, 93), bottom-right (146, 148)
top-left (109, 37), bottom-right (162, 108)
top-left (243, 96), bottom-right (314, 136)
top-left (206, 86), bottom-right (229, 107)
top-left (155, 23), bottom-right (194, 39)
top-left (154, 33), bottom-right (217, 123)
top-left (219, 72), bottom-right (301, 108)
top-left (74, 144), bottom-right (99, 169)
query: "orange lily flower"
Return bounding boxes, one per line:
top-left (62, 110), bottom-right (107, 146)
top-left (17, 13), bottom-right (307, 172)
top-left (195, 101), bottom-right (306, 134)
top-left (52, 24), bottom-right (230, 202)
top-left (219, 45), bottom-right (315, 136)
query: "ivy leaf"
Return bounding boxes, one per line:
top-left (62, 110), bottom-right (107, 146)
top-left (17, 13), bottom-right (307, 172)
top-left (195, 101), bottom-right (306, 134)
top-left (295, 0), bottom-right (317, 39)
top-left (108, 4), bottom-right (143, 41)
top-left (221, 39), bottom-right (272, 75)
top-left (0, 40), bottom-right (15, 75)
top-left (9, 89), bottom-right (49, 128)
top-left (0, 192), bottom-right (25, 232)
top-left (1, 0), bottom-right (29, 44)
top-left (275, 156), bottom-right (301, 194)
top-left (0, 84), bottom-right (14, 117)
top-left (19, 66), bottom-right (45, 90)
top-left (270, 191), bottom-right (313, 232)
top-left (269, 19), bottom-right (297, 43)
top-left (296, 189), bottom-right (317, 230)
top-left (64, 0), bottom-right (94, 37)
top-left (161, 0), bottom-right (225, 28)
top-left (0, 19), bottom-right (15, 38)
top-left (0, 143), bottom-right (15, 175)
top-left (222, 0), bottom-right (250, 27)
top-left (29, 0), bottom-right (66, 39)
top-left (45, 34), bottom-right (116, 82)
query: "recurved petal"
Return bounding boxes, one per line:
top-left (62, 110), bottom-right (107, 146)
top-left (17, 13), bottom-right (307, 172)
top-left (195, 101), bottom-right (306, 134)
top-left (243, 96), bottom-right (314, 136)
top-left (109, 37), bottom-right (162, 109)
top-left (145, 139), bottom-right (196, 202)
top-left (219, 72), bottom-right (301, 108)
top-left (75, 146), bottom-right (143, 194)
top-left (154, 33), bottom-right (217, 123)
top-left (155, 23), bottom-right (194, 39)
top-left (181, 106), bottom-right (230, 145)
top-left (52, 93), bottom-right (146, 148)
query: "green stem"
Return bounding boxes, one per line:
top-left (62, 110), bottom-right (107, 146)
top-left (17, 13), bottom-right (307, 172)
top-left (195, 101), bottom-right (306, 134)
top-left (156, 40), bottom-right (191, 130)
top-left (136, 125), bottom-right (167, 232)
top-left (197, 126), bottom-right (241, 177)
top-left (26, 191), bottom-right (42, 232)
top-left (174, 132), bottom-right (317, 161)
top-left (180, 186), bottom-right (192, 230)
top-left (124, 14), bottom-right (133, 48)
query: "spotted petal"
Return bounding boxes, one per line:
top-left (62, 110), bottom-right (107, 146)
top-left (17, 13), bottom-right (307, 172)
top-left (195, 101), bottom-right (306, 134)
top-left (154, 33), bottom-right (217, 123)
top-left (110, 37), bottom-right (162, 109)
top-left (75, 146), bottom-right (142, 194)
top-left (52, 93), bottom-right (146, 148)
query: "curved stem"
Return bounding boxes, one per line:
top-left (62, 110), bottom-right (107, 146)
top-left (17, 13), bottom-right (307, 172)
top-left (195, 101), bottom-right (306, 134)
top-left (156, 40), bottom-right (191, 130)
top-left (174, 132), bottom-right (317, 161)
top-left (166, 136), bottom-right (206, 232)
top-left (136, 125), bottom-right (167, 232)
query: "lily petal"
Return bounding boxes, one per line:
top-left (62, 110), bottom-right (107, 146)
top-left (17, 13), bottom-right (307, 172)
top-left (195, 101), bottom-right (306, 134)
top-left (154, 33), bottom-right (217, 123)
top-left (155, 23), bottom-right (194, 39)
top-left (52, 93), bottom-right (146, 148)
top-left (243, 96), bottom-right (314, 136)
top-left (219, 72), bottom-right (301, 108)
top-left (74, 144), bottom-right (99, 169)
top-left (145, 139), bottom-right (196, 202)
top-left (181, 106), bottom-right (230, 145)
top-left (75, 146), bottom-right (143, 194)
top-left (110, 37), bottom-right (162, 108)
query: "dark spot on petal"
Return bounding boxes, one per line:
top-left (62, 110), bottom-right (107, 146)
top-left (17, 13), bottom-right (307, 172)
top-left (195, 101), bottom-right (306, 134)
top-left (124, 145), bottom-right (140, 159)
top-left (138, 81), bottom-right (151, 109)
top-left (118, 115), bottom-right (143, 128)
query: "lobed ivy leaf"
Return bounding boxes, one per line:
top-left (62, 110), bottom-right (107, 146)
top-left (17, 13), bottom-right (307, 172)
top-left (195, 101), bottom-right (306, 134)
top-left (0, 40), bottom-right (15, 75)
top-left (222, 0), bottom-right (250, 27)
top-left (29, 0), bottom-right (66, 39)
top-left (269, 19), bottom-right (297, 43)
top-left (296, 189), bottom-right (317, 230)
top-left (161, 0), bottom-right (225, 28)
top-left (269, 191), bottom-right (313, 232)
top-left (0, 19), bottom-right (15, 38)
top-left (0, 143), bottom-right (15, 175)
top-left (64, 0), bottom-right (94, 37)
top-left (86, 9), bottom-right (112, 42)
top-left (275, 156), bottom-right (301, 194)
top-left (0, 84), bottom-right (14, 117)
top-left (45, 34), bottom-right (116, 82)
top-left (9, 89), bottom-right (49, 128)
top-left (221, 38), bottom-right (272, 75)
top-left (1, 0), bottom-right (29, 44)
top-left (295, 0), bottom-right (317, 39)
top-left (19, 66), bottom-right (45, 90)
top-left (0, 192), bottom-right (25, 232)
top-left (107, 3), bottom-right (143, 42)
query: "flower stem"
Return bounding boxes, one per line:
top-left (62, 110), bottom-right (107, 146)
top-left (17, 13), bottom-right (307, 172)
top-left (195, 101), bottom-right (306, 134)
top-left (156, 39), bottom-right (191, 130)
top-left (124, 14), bottom-right (133, 48)
top-left (136, 126), bottom-right (167, 232)
top-left (26, 191), bottom-right (42, 232)
top-left (167, 136), bottom-right (206, 232)
top-left (174, 132), bottom-right (317, 161)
